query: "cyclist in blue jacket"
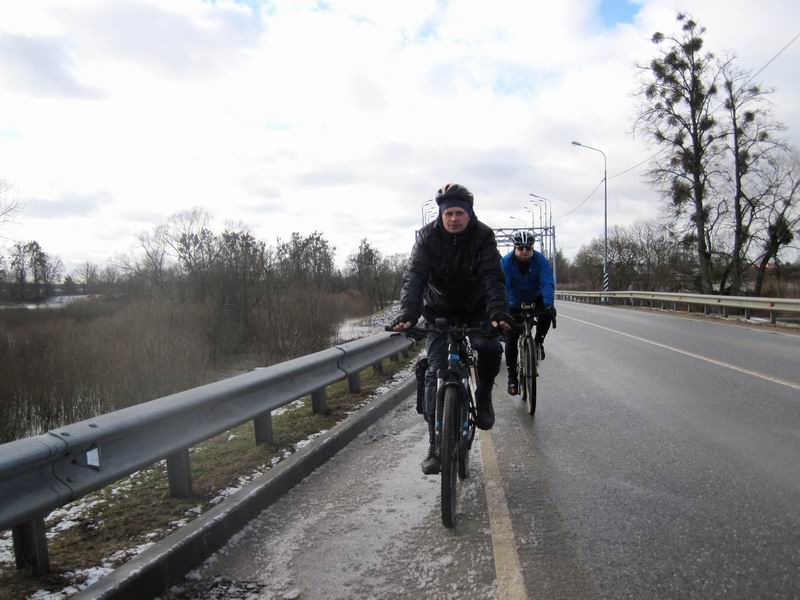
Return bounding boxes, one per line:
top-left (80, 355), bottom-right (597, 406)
top-left (502, 230), bottom-right (556, 395)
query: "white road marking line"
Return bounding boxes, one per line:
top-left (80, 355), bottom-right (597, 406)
top-left (562, 314), bottom-right (800, 392)
top-left (480, 430), bottom-right (528, 600)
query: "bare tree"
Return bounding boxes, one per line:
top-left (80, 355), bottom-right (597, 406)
top-left (717, 61), bottom-right (786, 294)
top-left (752, 149), bottom-right (800, 295)
top-left (159, 208), bottom-right (220, 300)
top-left (276, 231), bottom-right (336, 289)
top-left (634, 13), bottom-right (726, 293)
top-left (347, 239), bottom-right (390, 309)
top-left (384, 253), bottom-right (408, 302)
top-left (10, 242), bottom-right (29, 300)
top-left (114, 227), bottom-right (170, 295)
top-left (42, 254), bottom-right (63, 298)
top-left (75, 261), bottom-right (99, 295)
top-left (571, 219), bottom-right (696, 291)
top-left (0, 178), bottom-right (19, 224)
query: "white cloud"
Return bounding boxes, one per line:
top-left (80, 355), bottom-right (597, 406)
top-left (0, 0), bottom-right (798, 271)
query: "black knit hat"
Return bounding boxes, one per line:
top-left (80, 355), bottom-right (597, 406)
top-left (435, 183), bottom-right (474, 216)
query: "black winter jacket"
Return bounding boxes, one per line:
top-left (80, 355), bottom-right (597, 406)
top-left (399, 215), bottom-right (506, 324)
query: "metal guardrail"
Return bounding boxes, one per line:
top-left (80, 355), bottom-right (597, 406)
top-left (556, 290), bottom-right (800, 322)
top-left (1, 331), bottom-right (413, 574)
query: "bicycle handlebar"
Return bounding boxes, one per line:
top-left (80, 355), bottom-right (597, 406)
top-left (384, 323), bottom-right (501, 337)
top-left (513, 305), bottom-right (557, 330)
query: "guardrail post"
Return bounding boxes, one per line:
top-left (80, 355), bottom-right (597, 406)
top-left (166, 448), bottom-right (192, 498)
top-left (745, 308), bottom-right (751, 320)
top-left (722, 306), bottom-right (728, 318)
top-left (373, 360), bottom-right (384, 375)
top-left (312, 388), bottom-right (328, 414)
top-left (254, 411), bottom-right (273, 445)
top-left (348, 372), bottom-right (362, 393)
top-left (13, 517), bottom-right (50, 575)
top-left (770, 310), bottom-right (776, 324)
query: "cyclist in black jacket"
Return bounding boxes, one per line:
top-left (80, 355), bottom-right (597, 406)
top-left (392, 183), bottom-right (512, 474)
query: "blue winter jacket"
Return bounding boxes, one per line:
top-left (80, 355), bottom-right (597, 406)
top-left (501, 250), bottom-right (555, 309)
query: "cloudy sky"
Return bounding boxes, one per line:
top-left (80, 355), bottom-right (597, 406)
top-left (1, 0), bottom-right (798, 272)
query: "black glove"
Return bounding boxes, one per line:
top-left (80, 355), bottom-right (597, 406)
top-left (489, 311), bottom-right (514, 327)
top-left (390, 314), bottom-right (417, 330)
top-left (545, 304), bottom-right (557, 329)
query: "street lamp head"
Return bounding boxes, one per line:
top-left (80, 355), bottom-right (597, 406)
top-left (571, 141), bottom-right (582, 147)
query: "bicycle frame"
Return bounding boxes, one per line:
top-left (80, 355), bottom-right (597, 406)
top-left (516, 303), bottom-right (544, 415)
top-left (436, 329), bottom-right (476, 447)
top-left (392, 318), bottom-right (495, 528)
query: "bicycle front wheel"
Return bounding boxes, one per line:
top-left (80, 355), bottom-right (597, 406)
top-left (525, 338), bottom-right (537, 415)
top-left (440, 385), bottom-right (460, 528)
top-left (457, 388), bottom-right (471, 481)
top-left (518, 338), bottom-right (528, 402)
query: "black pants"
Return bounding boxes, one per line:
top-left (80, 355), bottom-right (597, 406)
top-left (504, 297), bottom-right (551, 380)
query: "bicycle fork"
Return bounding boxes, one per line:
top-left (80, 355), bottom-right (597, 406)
top-left (434, 379), bottom-right (474, 458)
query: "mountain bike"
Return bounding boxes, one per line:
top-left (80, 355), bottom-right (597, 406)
top-left (515, 304), bottom-right (553, 416)
top-left (391, 318), bottom-right (495, 528)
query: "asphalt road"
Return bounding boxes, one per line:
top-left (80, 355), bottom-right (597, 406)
top-left (166, 303), bottom-right (800, 600)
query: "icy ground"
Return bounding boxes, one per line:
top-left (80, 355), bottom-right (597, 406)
top-left (332, 302), bottom-right (403, 344)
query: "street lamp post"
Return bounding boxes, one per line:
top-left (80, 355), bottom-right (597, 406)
top-left (529, 192), bottom-right (555, 267)
top-left (572, 140), bottom-right (608, 293)
top-left (528, 194), bottom-right (557, 286)
top-left (523, 206), bottom-right (536, 229)
top-left (527, 198), bottom-right (546, 256)
top-left (529, 200), bottom-right (544, 243)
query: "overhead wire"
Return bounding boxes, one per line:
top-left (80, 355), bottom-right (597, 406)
top-left (555, 179), bottom-right (604, 218)
top-left (0, 232), bottom-right (20, 243)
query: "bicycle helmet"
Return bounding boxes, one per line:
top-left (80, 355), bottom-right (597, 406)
top-left (512, 230), bottom-right (535, 247)
top-left (435, 183), bottom-right (474, 207)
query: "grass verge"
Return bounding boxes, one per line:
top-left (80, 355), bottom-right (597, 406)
top-left (0, 349), bottom-right (420, 600)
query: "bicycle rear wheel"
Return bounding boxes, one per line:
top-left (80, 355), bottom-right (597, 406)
top-left (440, 385), bottom-right (460, 528)
top-left (525, 338), bottom-right (537, 415)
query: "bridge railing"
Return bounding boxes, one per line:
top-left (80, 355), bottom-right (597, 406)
top-left (0, 332), bottom-right (414, 575)
top-left (555, 290), bottom-right (800, 322)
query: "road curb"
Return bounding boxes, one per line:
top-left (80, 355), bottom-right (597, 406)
top-left (75, 375), bottom-right (416, 600)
